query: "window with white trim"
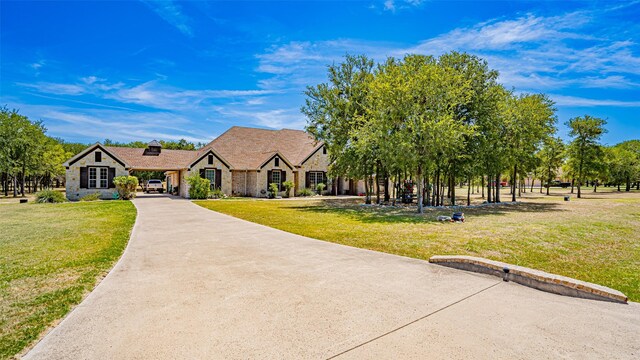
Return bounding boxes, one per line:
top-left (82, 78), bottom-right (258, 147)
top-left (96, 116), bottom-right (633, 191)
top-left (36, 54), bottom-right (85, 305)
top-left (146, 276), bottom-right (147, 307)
top-left (205, 169), bottom-right (216, 190)
top-left (88, 167), bottom-right (108, 189)
top-left (272, 170), bottom-right (281, 187)
top-left (309, 171), bottom-right (324, 189)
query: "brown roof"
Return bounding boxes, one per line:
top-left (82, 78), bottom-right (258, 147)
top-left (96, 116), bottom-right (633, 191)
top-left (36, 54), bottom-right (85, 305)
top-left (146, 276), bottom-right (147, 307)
top-left (100, 126), bottom-right (321, 171)
top-left (203, 126), bottom-right (322, 169)
top-left (105, 146), bottom-right (196, 171)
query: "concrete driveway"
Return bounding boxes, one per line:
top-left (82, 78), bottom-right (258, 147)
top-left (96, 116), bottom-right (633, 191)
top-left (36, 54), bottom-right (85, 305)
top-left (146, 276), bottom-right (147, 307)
top-left (25, 194), bottom-right (640, 359)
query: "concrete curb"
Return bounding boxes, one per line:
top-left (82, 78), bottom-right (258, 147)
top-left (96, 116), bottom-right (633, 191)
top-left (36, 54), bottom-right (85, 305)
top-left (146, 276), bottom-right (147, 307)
top-left (429, 255), bottom-right (628, 304)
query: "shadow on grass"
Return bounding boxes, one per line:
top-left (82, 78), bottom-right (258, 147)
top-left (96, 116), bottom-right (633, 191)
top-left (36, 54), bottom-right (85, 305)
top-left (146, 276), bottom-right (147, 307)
top-left (291, 199), bottom-right (566, 224)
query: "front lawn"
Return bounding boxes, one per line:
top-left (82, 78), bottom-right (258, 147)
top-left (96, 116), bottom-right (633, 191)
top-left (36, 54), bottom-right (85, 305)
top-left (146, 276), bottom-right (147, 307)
top-left (0, 201), bottom-right (136, 359)
top-left (195, 189), bottom-right (640, 302)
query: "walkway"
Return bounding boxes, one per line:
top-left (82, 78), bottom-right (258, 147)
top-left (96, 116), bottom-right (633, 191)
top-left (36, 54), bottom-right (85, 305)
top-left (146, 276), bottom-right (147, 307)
top-left (25, 194), bottom-right (640, 359)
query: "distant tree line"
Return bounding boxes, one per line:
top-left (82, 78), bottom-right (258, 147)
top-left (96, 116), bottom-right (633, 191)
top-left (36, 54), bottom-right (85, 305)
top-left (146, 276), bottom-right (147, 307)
top-left (0, 106), bottom-right (201, 197)
top-left (302, 53), bottom-right (639, 212)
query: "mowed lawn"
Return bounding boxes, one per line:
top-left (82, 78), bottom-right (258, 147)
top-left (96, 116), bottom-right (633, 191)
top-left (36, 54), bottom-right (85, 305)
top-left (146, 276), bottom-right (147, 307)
top-left (196, 189), bottom-right (640, 302)
top-left (0, 201), bottom-right (136, 359)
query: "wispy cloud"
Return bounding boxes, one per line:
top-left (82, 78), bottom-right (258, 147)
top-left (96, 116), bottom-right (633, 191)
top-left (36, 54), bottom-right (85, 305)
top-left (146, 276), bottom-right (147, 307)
top-left (9, 101), bottom-right (213, 143)
top-left (213, 106), bottom-right (306, 130)
top-left (380, 0), bottom-right (424, 13)
top-left (140, 0), bottom-right (193, 37)
top-left (256, 6), bottom-right (640, 101)
top-left (551, 95), bottom-right (640, 107)
top-left (18, 77), bottom-right (278, 111)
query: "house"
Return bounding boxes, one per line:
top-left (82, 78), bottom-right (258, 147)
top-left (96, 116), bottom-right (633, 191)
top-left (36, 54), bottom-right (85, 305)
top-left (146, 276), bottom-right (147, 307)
top-left (63, 126), bottom-right (365, 200)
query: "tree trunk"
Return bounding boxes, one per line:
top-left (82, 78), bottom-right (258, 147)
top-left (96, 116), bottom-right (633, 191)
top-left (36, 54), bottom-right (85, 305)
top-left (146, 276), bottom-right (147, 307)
top-left (451, 171), bottom-right (456, 206)
top-left (487, 174), bottom-right (492, 203)
top-left (481, 175), bottom-right (485, 199)
top-left (425, 175), bottom-right (430, 207)
top-left (530, 176), bottom-right (534, 192)
top-left (594, 181), bottom-right (598, 192)
top-left (13, 175), bottom-right (18, 197)
top-left (384, 173), bottom-right (390, 202)
top-left (571, 179), bottom-right (575, 194)
top-left (467, 176), bottom-right (471, 206)
top-left (434, 168), bottom-right (440, 206)
top-left (364, 175), bottom-right (371, 204)
top-left (21, 165), bottom-right (26, 197)
top-left (375, 175), bottom-right (380, 204)
top-left (511, 164), bottom-right (517, 202)
top-left (626, 176), bottom-right (631, 192)
top-left (417, 165), bottom-right (423, 214)
top-left (495, 173), bottom-right (501, 203)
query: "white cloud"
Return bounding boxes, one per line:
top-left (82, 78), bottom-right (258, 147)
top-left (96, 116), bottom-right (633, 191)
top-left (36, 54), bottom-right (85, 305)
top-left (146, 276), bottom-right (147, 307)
top-left (18, 82), bottom-right (87, 95)
top-left (256, 7), bottom-right (640, 99)
top-left (551, 95), bottom-right (640, 107)
top-left (9, 101), bottom-right (213, 143)
top-left (384, 0), bottom-right (395, 12)
top-left (18, 77), bottom-right (278, 111)
top-left (213, 106), bottom-right (306, 130)
top-left (140, 0), bottom-right (193, 37)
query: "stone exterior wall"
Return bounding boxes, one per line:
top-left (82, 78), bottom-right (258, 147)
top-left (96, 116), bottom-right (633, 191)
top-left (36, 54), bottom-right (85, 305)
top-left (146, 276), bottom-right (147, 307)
top-left (296, 146), bottom-right (329, 194)
top-left (184, 153), bottom-right (232, 198)
top-left (256, 156), bottom-right (294, 198)
top-left (65, 148), bottom-right (128, 201)
top-left (231, 170), bottom-right (259, 196)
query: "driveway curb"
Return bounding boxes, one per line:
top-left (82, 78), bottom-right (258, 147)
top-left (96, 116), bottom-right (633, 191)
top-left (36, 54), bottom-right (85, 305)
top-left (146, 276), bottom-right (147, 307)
top-left (429, 255), bottom-right (628, 304)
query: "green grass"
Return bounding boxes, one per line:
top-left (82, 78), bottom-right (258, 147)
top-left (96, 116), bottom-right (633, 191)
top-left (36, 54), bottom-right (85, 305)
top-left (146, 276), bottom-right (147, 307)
top-left (0, 201), bottom-right (136, 359)
top-left (195, 190), bottom-right (640, 302)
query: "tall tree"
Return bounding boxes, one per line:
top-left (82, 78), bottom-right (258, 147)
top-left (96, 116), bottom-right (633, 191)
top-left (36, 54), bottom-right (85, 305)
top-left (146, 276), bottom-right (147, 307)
top-left (566, 115), bottom-right (607, 198)
top-left (538, 137), bottom-right (565, 195)
top-left (303, 55), bottom-right (376, 203)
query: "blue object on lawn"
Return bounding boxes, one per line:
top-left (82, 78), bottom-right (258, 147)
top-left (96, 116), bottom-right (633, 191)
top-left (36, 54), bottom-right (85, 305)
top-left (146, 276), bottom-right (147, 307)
top-left (452, 212), bottom-right (465, 222)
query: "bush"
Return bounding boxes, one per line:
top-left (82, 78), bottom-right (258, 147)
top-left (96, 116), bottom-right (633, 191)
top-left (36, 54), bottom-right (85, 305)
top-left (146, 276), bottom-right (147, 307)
top-left (186, 173), bottom-right (210, 199)
top-left (112, 175), bottom-right (138, 200)
top-left (80, 192), bottom-right (102, 201)
top-left (35, 190), bottom-right (66, 203)
top-left (209, 188), bottom-right (226, 199)
top-left (316, 183), bottom-right (326, 195)
top-left (282, 180), bottom-right (294, 198)
top-left (268, 183), bottom-right (279, 199)
top-left (298, 188), bottom-right (313, 197)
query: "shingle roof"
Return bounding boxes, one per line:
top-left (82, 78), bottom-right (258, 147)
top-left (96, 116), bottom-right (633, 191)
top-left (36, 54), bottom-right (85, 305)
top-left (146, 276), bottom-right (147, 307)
top-left (106, 146), bottom-right (196, 170)
top-left (100, 126), bottom-right (322, 171)
top-left (203, 126), bottom-right (322, 169)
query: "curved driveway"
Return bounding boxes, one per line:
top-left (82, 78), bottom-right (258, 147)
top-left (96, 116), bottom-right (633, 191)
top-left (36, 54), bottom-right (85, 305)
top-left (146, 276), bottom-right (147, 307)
top-left (25, 195), bottom-right (640, 359)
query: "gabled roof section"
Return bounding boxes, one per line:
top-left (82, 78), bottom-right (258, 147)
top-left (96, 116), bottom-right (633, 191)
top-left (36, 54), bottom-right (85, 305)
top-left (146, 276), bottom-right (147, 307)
top-left (205, 126), bottom-right (323, 169)
top-left (258, 151), bottom-right (294, 170)
top-left (299, 142), bottom-right (325, 166)
top-left (106, 146), bottom-right (196, 171)
top-left (188, 147), bottom-right (232, 169)
top-left (64, 143), bottom-right (129, 168)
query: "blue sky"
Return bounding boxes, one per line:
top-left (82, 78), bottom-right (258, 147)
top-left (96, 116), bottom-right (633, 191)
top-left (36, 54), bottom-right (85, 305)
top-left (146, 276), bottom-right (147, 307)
top-left (1, 0), bottom-right (639, 145)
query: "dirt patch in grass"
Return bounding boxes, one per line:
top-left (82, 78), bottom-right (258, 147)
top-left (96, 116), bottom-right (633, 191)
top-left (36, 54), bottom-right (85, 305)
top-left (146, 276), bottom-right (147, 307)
top-left (196, 188), bottom-right (640, 302)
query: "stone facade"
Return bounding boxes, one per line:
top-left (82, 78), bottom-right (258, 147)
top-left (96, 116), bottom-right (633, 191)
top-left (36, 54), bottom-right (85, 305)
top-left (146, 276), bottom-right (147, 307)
top-left (256, 155), bottom-right (294, 198)
top-left (183, 153), bottom-right (232, 198)
top-left (65, 147), bottom-right (128, 201)
top-left (231, 170), bottom-right (259, 196)
top-left (296, 146), bottom-right (329, 194)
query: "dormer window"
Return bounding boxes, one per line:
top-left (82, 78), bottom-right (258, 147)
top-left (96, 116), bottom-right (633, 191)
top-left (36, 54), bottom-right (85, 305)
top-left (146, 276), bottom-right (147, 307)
top-left (323, 147), bottom-right (327, 155)
top-left (95, 151), bottom-right (102, 162)
top-left (274, 157), bottom-right (279, 167)
top-left (208, 154), bottom-right (214, 164)
top-left (143, 140), bottom-right (162, 156)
